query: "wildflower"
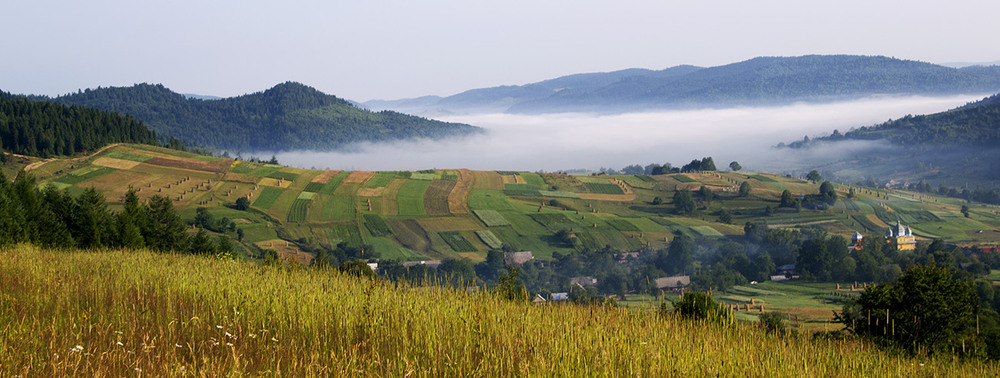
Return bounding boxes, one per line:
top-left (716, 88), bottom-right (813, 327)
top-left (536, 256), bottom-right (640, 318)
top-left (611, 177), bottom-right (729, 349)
top-left (216, 325), bottom-right (223, 329)
top-left (70, 345), bottom-right (83, 353)
top-left (271, 337), bottom-right (279, 342)
top-left (175, 344), bottom-right (183, 348)
top-left (117, 341), bottom-right (124, 346)
top-left (249, 333), bottom-right (257, 339)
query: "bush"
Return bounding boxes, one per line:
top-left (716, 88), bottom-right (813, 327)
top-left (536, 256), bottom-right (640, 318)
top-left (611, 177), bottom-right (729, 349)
top-left (758, 312), bottom-right (786, 335)
top-left (672, 292), bottom-right (731, 323)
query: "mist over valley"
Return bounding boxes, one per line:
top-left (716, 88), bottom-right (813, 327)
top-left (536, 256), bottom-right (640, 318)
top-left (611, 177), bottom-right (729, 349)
top-left (273, 94), bottom-right (985, 174)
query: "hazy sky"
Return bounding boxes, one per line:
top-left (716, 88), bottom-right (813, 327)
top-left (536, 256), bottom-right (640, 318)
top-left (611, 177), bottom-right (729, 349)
top-left (3, 1), bottom-right (999, 101)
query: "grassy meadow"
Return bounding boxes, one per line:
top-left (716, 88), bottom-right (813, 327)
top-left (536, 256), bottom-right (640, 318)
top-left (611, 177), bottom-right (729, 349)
top-left (1, 244), bottom-right (997, 376)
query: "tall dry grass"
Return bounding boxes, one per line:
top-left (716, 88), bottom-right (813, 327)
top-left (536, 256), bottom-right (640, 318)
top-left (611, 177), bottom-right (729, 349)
top-left (0, 244), bottom-right (996, 376)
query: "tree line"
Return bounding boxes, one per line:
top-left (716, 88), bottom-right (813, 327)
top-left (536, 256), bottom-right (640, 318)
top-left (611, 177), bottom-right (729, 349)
top-left (0, 171), bottom-right (232, 255)
top-left (0, 91), bottom-right (159, 158)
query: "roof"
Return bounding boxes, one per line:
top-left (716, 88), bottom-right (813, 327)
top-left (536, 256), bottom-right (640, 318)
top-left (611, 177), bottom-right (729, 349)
top-left (504, 251), bottom-right (534, 265)
top-left (551, 292), bottom-right (569, 301)
top-left (569, 276), bottom-right (598, 287)
top-left (402, 260), bottom-right (442, 268)
top-left (654, 275), bottom-right (691, 289)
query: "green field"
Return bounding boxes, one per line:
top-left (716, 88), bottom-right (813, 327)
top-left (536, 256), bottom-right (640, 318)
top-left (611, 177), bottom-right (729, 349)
top-left (585, 182), bottom-right (625, 194)
top-left (473, 209), bottom-right (511, 227)
top-left (327, 223), bottom-right (364, 248)
top-left (363, 214), bottom-right (393, 237)
top-left (364, 171), bottom-right (397, 188)
top-left (397, 180), bottom-right (430, 216)
top-left (287, 199), bottom-right (311, 222)
top-left (302, 182), bottom-right (324, 192)
top-left (53, 166), bottom-right (116, 185)
top-left (528, 213), bottom-right (573, 228)
top-left (252, 187), bottom-right (284, 209)
top-left (104, 151), bottom-right (152, 162)
top-left (440, 231), bottom-right (477, 252)
top-left (475, 230), bottom-right (505, 249)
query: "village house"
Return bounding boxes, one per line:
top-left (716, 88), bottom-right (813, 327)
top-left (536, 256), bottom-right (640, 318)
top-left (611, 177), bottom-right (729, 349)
top-left (654, 275), bottom-right (690, 292)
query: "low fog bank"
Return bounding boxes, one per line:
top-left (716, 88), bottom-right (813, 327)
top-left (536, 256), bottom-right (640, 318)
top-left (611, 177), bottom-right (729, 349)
top-left (272, 94), bottom-right (987, 173)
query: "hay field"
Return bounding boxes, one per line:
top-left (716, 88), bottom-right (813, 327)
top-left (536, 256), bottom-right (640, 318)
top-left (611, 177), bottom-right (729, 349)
top-left (472, 170), bottom-right (504, 190)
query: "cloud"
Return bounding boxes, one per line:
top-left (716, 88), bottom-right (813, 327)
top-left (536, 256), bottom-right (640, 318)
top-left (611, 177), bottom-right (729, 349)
top-left (272, 94), bottom-right (988, 172)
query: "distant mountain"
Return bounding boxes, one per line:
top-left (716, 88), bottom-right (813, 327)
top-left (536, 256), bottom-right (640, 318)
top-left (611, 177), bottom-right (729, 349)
top-left (366, 55), bottom-right (1000, 115)
top-left (53, 82), bottom-right (483, 152)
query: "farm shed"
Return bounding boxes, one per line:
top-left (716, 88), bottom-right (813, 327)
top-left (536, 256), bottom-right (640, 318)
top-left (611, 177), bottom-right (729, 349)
top-left (655, 275), bottom-right (691, 292)
top-left (503, 251), bottom-right (534, 266)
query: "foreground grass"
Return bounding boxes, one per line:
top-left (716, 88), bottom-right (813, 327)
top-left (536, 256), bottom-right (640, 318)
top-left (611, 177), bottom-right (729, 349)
top-left (0, 245), bottom-right (997, 376)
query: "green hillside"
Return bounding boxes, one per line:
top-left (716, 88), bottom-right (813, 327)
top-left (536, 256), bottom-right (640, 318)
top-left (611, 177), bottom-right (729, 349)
top-left (22, 143), bottom-right (1000, 264)
top-left (788, 93), bottom-right (1000, 188)
top-left (49, 82), bottom-right (483, 151)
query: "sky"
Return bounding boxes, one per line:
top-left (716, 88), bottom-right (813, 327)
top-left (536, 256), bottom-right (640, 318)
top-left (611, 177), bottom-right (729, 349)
top-left (3, 1), bottom-right (1000, 101)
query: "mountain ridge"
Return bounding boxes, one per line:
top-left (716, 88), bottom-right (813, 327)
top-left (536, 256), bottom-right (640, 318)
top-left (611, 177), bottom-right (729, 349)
top-left (51, 82), bottom-right (483, 152)
top-left (365, 55), bottom-right (1000, 115)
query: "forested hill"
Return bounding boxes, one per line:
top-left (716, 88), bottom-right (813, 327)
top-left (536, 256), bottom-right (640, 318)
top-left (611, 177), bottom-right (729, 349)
top-left (808, 93), bottom-right (1000, 146)
top-left (0, 91), bottom-right (159, 157)
top-left (53, 82), bottom-right (483, 152)
top-left (367, 55), bottom-right (1000, 115)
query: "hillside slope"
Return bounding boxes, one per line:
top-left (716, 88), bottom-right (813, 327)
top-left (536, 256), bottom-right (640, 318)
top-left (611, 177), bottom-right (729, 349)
top-left (52, 82), bottom-right (483, 152)
top-left (789, 93), bottom-right (1000, 185)
top-left (366, 55), bottom-right (1000, 115)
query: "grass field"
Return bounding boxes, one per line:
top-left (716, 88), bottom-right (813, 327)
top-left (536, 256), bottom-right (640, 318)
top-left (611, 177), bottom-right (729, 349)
top-left (473, 209), bottom-right (511, 227)
top-left (286, 198), bottom-right (311, 222)
top-left (585, 182), bottom-right (626, 194)
top-left (475, 230), bottom-right (505, 249)
top-left (397, 180), bottom-right (430, 216)
top-left (320, 195), bottom-right (356, 222)
top-left (252, 186), bottom-right (284, 209)
top-left (6, 245), bottom-right (995, 375)
top-left (440, 231), bottom-right (478, 252)
top-left (363, 214), bottom-right (393, 237)
top-left (327, 223), bottom-right (364, 247)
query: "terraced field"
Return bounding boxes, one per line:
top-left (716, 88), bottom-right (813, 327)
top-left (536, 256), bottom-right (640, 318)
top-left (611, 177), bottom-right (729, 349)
top-left (28, 143), bottom-right (1000, 267)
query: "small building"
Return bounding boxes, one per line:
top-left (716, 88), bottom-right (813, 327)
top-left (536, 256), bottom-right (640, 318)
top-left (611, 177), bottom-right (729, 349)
top-left (569, 276), bottom-right (598, 288)
top-left (770, 275), bottom-right (788, 282)
top-left (776, 264), bottom-right (797, 275)
top-left (367, 262), bottom-right (379, 273)
top-left (503, 251), bottom-right (534, 266)
top-left (886, 220), bottom-right (916, 251)
top-left (655, 275), bottom-right (691, 292)
top-left (532, 294), bottom-right (547, 304)
top-left (848, 232), bottom-right (863, 252)
top-left (402, 260), bottom-right (442, 269)
top-left (550, 292), bottom-right (569, 301)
